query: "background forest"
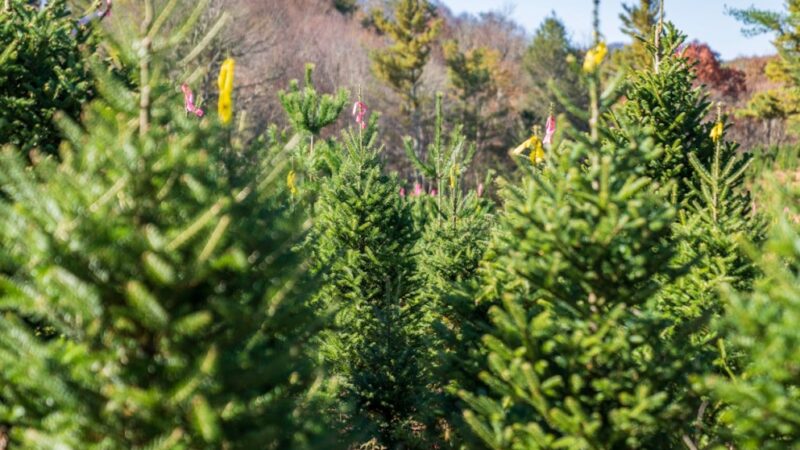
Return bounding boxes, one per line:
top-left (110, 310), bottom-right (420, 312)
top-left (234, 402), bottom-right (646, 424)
top-left (125, 0), bottom-right (796, 175)
top-left (33, 0), bottom-right (788, 182)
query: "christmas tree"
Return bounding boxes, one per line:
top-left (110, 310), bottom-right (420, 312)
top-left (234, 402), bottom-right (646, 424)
top-left (0, 0), bottom-right (96, 159)
top-left (609, 23), bottom-right (716, 204)
top-left (278, 63), bottom-right (349, 204)
top-left (0, 2), bottom-right (334, 448)
top-left (708, 180), bottom-right (800, 449)
top-left (459, 14), bottom-right (703, 447)
top-left (405, 93), bottom-right (494, 446)
top-left (305, 112), bottom-right (428, 447)
top-left (660, 107), bottom-right (763, 334)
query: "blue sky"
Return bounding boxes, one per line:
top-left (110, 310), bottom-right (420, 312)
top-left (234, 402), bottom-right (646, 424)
top-left (439, 0), bottom-right (783, 60)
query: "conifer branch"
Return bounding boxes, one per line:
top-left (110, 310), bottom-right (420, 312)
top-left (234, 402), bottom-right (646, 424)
top-left (139, 0), bottom-right (154, 137)
top-left (590, 0), bottom-right (601, 140)
top-left (654, 0), bottom-right (665, 72)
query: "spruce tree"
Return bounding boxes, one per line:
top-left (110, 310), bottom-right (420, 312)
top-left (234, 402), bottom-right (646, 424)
top-left (0, 0), bottom-right (95, 158)
top-left (306, 114), bottom-right (427, 447)
top-left (459, 24), bottom-right (703, 448)
top-left (0, 2), bottom-right (334, 448)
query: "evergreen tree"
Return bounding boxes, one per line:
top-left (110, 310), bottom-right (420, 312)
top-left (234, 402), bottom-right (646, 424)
top-left (660, 110), bottom-right (763, 335)
top-left (278, 63), bottom-right (349, 202)
top-left (730, 0), bottom-right (800, 84)
top-left (460, 127), bottom-right (700, 450)
top-left (652, 112), bottom-right (765, 448)
top-left (707, 182), bottom-right (800, 450)
top-left (523, 15), bottom-right (587, 129)
top-left (306, 114), bottom-right (428, 447)
top-left (405, 94), bottom-right (494, 445)
top-left (279, 64), bottom-right (348, 138)
top-left (610, 19), bottom-right (765, 446)
top-left (0, 2), bottom-right (334, 448)
top-left (333, 0), bottom-right (359, 16)
top-left (611, 23), bottom-right (763, 342)
top-left (730, 1), bottom-right (800, 144)
top-left (442, 40), bottom-right (503, 150)
top-left (459, 25), bottom-right (704, 448)
top-left (371, 0), bottom-right (442, 153)
top-left (609, 24), bottom-right (716, 204)
top-left (0, 0), bottom-right (96, 159)
top-left (616, 0), bottom-right (661, 70)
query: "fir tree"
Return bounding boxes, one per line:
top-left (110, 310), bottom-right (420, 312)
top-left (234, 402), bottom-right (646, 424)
top-left (707, 182), bottom-right (800, 450)
top-left (405, 94), bottom-right (494, 445)
top-left (372, 0), bottom-right (442, 153)
top-left (0, 2), bottom-right (334, 448)
top-left (460, 125), bottom-right (699, 450)
top-left (609, 17), bottom-right (765, 446)
top-left (278, 63), bottom-right (349, 202)
top-left (459, 20), bottom-right (703, 448)
top-left (0, 0), bottom-right (95, 159)
top-left (279, 63), bottom-right (348, 138)
top-left (609, 24), bottom-right (716, 204)
top-left (610, 21), bottom-right (764, 342)
top-left (306, 114), bottom-right (428, 447)
top-left (660, 109), bottom-right (763, 334)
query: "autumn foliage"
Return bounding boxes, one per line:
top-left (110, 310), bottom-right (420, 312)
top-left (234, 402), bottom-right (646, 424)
top-left (684, 41), bottom-right (747, 99)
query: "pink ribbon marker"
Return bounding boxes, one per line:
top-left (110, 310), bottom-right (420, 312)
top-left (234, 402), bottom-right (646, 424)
top-left (399, 187), bottom-right (406, 197)
top-left (181, 84), bottom-right (204, 117)
top-left (477, 183), bottom-right (484, 197)
top-left (412, 183), bottom-right (423, 197)
top-left (352, 101), bottom-right (368, 130)
top-left (543, 115), bottom-right (556, 145)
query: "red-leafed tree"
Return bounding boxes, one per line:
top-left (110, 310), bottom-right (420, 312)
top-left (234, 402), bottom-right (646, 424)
top-left (684, 41), bottom-right (747, 99)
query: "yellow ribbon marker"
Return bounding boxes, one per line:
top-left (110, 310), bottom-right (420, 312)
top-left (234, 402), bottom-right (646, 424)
top-left (217, 58), bottom-right (235, 125)
top-left (583, 41), bottom-right (608, 73)
top-left (512, 135), bottom-right (545, 164)
top-left (527, 135), bottom-right (545, 163)
top-left (287, 170), bottom-right (298, 195)
top-left (710, 121), bottom-right (724, 143)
